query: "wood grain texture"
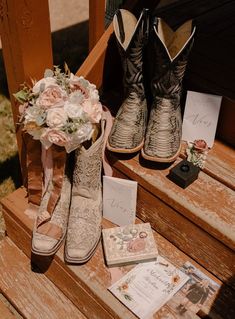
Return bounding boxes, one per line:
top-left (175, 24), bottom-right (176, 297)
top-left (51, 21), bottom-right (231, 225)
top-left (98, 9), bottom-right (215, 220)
top-left (0, 0), bottom-right (53, 171)
top-left (1, 187), bottom-right (235, 319)
top-left (113, 167), bottom-right (234, 285)
top-left (0, 237), bottom-right (86, 319)
top-left (89, 0), bottom-right (105, 51)
top-left (0, 298), bottom-right (17, 319)
top-left (1, 188), bottom-right (132, 319)
top-left (181, 140), bottom-right (235, 191)
top-left (109, 153), bottom-right (235, 252)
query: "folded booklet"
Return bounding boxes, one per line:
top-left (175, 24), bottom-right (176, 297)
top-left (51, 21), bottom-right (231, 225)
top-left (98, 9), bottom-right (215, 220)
top-left (102, 223), bottom-right (158, 267)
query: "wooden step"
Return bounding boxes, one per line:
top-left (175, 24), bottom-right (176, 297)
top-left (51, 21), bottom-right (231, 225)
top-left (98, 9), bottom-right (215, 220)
top-left (0, 297), bottom-right (18, 319)
top-left (181, 140), bottom-right (235, 190)
top-left (0, 236), bottom-right (87, 319)
top-left (75, 15), bottom-right (235, 287)
top-left (108, 148), bottom-right (235, 287)
top-left (1, 187), bottom-right (235, 319)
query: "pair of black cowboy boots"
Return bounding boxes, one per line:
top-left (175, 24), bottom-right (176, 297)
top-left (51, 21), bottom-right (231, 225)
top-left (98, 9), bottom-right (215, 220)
top-left (107, 9), bottom-right (196, 162)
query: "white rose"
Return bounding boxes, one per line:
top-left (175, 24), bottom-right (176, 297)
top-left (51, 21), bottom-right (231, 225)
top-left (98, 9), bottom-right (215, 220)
top-left (32, 77), bottom-right (57, 94)
top-left (64, 101), bottom-right (85, 120)
top-left (64, 91), bottom-right (86, 119)
top-left (65, 123), bottom-right (94, 153)
top-left (46, 108), bottom-right (68, 128)
top-left (82, 100), bottom-right (102, 123)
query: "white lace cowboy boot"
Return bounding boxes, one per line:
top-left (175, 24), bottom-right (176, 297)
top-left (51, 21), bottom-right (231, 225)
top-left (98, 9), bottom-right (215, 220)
top-left (64, 119), bottom-right (106, 263)
top-left (31, 161), bottom-right (71, 256)
top-left (107, 9), bottom-right (149, 153)
top-left (142, 18), bottom-right (196, 162)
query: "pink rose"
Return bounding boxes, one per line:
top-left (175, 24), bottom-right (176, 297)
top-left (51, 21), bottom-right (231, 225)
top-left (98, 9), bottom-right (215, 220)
top-left (69, 74), bottom-right (89, 97)
top-left (127, 238), bottom-right (146, 253)
top-left (193, 139), bottom-right (208, 153)
top-left (40, 129), bottom-right (69, 149)
top-left (82, 100), bottom-right (102, 123)
top-left (36, 85), bottom-right (67, 109)
top-left (46, 108), bottom-right (68, 128)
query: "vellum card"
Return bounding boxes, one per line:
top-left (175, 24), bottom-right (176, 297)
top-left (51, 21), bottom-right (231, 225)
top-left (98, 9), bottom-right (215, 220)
top-left (103, 176), bottom-right (137, 226)
top-left (109, 256), bottom-right (189, 319)
top-left (182, 91), bottom-right (222, 147)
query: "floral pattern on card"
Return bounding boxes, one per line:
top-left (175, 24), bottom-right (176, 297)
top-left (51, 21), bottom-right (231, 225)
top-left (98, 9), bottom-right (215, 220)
top-left (102, 223), bottom-right (158, 266)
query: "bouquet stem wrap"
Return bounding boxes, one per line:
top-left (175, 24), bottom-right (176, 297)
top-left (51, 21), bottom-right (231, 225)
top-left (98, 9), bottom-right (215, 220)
top-left (23, 132), bottom-right (66, 215)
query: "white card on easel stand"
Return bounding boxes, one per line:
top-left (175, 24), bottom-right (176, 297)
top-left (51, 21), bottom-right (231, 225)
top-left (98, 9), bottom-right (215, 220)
top-left (103, 176), bottom-right (137, 226)
top-left (182, 91), bottom-right (222, 147)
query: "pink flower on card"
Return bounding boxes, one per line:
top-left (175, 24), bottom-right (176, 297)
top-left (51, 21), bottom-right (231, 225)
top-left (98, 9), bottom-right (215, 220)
top-left (127, 238), bottom-right (146, 253)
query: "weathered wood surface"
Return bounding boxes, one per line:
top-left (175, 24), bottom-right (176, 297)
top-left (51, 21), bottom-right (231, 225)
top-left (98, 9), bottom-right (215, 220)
top-left (0, 237), bottom-right (86, 319)
top-left (89, 0), bottom-right (105, 51)
top-left (1, 187), bottom-right (235, 319)
top-left (112, 167), bottom-right (235, 286)
top-left (0, 0), bottom-right (53, 168)
top-left (0, 298), bottom-right (17, 319)
top-left (181, 140), bottom-right (235, 191)
top-left (109, 154), bottom-right (235, 252)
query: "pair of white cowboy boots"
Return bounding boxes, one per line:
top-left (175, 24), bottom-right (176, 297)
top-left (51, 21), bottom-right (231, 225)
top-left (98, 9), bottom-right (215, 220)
top-left (31, 119), bottom-right (106, 263)
top-left (107, 9), bottom-right (196, 162)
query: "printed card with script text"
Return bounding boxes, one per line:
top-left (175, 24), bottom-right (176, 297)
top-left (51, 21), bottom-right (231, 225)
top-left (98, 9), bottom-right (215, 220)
top-left (182, 91), bottom-right (222, 147)
top-left (103, 176), bottom-right (137, 226)
top-left (109, 256), bottom-right (189, 319)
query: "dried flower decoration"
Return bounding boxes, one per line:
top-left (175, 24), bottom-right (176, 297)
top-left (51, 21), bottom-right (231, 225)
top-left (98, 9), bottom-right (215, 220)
top-left (186, 139), bottom-right (209, 168)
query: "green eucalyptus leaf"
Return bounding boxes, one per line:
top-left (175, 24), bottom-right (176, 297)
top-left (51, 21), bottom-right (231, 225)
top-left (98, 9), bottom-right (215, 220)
top-left (13, 90), bottom-right (28, 103)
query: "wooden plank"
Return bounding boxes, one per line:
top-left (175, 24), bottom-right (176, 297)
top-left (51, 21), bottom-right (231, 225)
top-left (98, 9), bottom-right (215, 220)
top-left (0, 0), bottom-right (53, 170)
top-left (1, 187), bottom-right (235, 319)
top-left (0, 298), bottom-right (17, 319)
top-left (0, 237), bottom-right (86, 319)
top-left (181, 140), bottom-right (235, 191)
top-left (89, 0), bottom-right (105, 51)
top-left (109, 154), bottom-right (235, 252)
top-left (1, 188), bottom-right (128, 319)
top-left (76, 23), bottom-right (113, 88)
top-left (112, 167), bottom-right (234, 285)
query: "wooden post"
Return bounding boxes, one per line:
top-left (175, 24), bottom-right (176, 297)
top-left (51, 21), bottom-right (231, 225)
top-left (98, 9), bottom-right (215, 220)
top-left (0, 0), bottom-right (53, 173)
top-left (89, 0), bottom-right (105, 51)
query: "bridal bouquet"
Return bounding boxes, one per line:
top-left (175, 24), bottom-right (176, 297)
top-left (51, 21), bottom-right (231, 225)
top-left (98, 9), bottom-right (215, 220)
top-left (14, 66), bottom-right (102, 152)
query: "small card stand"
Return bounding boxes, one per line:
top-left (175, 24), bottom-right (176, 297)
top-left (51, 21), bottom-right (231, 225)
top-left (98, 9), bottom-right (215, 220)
top-left (168, 160), bottom-right (200, 189)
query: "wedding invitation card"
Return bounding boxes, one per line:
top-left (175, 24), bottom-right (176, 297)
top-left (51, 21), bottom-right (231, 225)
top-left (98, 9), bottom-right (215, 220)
top-left (109, 256), bottom-right (189, 319)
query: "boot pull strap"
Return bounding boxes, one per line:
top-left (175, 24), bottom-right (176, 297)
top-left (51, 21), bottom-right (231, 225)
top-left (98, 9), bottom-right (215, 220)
top-left (142, 8), bottom-right (150, 44)
top-left (116, 9), bottom-right (125, 44)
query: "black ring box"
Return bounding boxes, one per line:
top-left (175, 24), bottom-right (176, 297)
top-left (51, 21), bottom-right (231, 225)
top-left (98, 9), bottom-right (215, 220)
top-left (168, 160), bottom-right (200, 189)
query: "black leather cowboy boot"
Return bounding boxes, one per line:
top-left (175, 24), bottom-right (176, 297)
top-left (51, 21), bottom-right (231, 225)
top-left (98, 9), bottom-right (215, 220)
top-left (142, 18), bottom-right (196, 162)
top-left (107, 8), bottom-right (149, 153)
